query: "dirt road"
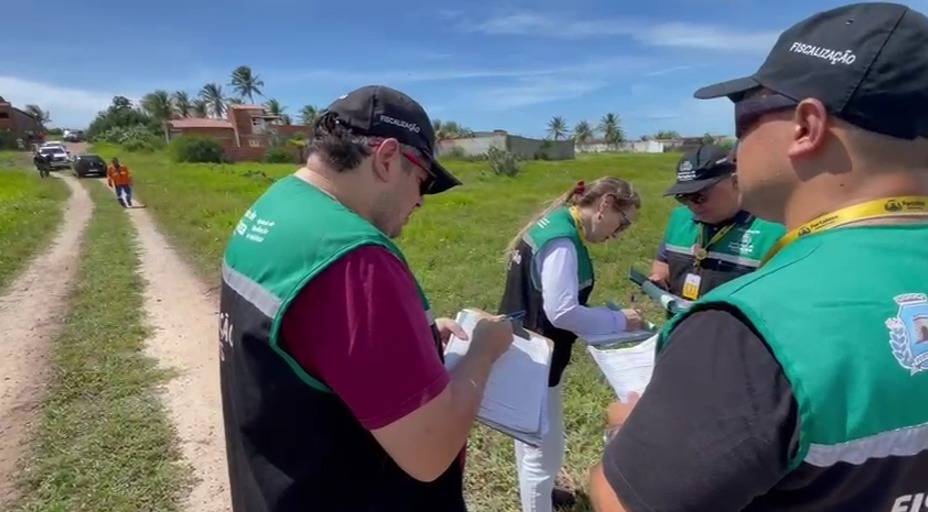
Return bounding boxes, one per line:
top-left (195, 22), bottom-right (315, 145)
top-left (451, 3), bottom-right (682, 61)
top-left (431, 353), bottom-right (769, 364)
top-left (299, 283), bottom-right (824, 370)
top-left (0, 176), bottom-right (91, 507)
top-left (128, 206), bottom-right (231, 512)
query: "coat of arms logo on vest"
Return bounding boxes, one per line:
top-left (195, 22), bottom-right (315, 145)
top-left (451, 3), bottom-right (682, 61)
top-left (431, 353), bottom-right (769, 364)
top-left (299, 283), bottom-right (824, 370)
top-left (886, 293), bottom-right (928, 375)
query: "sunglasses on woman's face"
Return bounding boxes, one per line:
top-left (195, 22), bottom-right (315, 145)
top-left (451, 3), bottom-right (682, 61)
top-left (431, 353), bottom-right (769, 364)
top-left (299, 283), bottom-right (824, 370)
top-left (734, 93), bottom-right (798, 138)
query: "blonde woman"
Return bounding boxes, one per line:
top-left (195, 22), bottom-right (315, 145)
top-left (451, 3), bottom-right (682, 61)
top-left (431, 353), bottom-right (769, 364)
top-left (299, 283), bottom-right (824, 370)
top-left (498, 177), bottom-right (643, 512)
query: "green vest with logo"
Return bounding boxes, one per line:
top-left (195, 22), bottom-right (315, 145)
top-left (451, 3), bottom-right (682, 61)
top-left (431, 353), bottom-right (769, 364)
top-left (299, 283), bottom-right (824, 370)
top-left (223, 176), bottom-right (434, 390)
top-left (499, 206), bottom-right (595, 386)
top-left (524, 207), bottom-right (594, 291)
top-left (219, 176), bottom-right (464, 511)
top-left (662, 207), bottom-right (785, 297)
top-left (659, 224), bottom-right (928, 479)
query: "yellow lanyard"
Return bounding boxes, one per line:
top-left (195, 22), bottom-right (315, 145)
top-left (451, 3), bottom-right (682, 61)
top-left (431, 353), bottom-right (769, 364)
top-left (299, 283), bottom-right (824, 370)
top-left (569, 206), bottom-right (587, 242)
top-left (762, 196), bottom-right (928, 265)
top-left (693, 223), bottom-right (736, 266)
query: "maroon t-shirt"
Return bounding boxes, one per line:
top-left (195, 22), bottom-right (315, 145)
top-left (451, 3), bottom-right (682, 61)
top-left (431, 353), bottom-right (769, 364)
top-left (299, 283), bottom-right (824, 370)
top-left (281, 245), bottom-right (450, 430)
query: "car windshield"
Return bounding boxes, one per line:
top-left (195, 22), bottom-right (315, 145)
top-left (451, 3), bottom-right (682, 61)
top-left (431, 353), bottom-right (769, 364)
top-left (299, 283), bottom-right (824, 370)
top-left (81, 156), bottom-right (104, 163)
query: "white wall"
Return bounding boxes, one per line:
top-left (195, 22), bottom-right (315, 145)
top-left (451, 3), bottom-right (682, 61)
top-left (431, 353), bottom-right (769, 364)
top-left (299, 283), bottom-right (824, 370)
top-left (436, 133), bottom-right (507, 157)
top-left (575, 140), bottom-right (665, 154)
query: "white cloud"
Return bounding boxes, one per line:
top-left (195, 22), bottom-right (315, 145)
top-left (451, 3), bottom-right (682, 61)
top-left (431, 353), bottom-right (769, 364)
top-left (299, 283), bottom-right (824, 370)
top-left (465, 11), bottom-right (779, 53)
top-left (269, 56), bottom-right (652, 88)
top-left (0, 76), bottom-right (123, 128)
top-left (476, 77), bottom-right (608, 110)
top-left (644, 65), bottom-right (698, 77)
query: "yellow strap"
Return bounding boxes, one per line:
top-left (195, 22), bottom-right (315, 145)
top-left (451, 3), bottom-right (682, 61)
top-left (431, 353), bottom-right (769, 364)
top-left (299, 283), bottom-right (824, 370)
top-left (569, 205), bottom-right (587, 242)
top-left (762, 196), bottom-right (928, 264)
top-left (693, 222), bottom-right (736, 266)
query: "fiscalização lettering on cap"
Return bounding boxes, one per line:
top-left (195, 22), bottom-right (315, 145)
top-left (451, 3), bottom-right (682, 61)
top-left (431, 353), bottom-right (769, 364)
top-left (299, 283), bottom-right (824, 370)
top-left (788, 41), bottom-right (857, 65)
top-left (379, 114), bottom-right (421, 133)
top-left (678, 160), bottom-right (696, 181)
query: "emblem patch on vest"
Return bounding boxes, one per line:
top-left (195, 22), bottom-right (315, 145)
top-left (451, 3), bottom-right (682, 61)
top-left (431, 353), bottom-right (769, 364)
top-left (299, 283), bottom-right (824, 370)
top-left (886, 293), bottom-right (928, 375)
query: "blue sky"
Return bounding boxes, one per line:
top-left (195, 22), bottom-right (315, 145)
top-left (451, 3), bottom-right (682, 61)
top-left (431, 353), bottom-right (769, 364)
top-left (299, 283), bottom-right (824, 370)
top-left (3, 0), bottom-right (926, 138)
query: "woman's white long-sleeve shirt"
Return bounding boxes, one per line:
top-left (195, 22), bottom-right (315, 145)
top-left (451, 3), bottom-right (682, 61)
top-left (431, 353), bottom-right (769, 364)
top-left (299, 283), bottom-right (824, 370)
top-left (536, 239), bottom-right (628, 343)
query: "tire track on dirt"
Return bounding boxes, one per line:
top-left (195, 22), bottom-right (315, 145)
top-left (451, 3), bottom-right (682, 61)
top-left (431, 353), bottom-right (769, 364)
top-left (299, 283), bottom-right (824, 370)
top-left (0, 176), bottom-right (91, 507)
top-left (127, 205), bottom-right (231, 512)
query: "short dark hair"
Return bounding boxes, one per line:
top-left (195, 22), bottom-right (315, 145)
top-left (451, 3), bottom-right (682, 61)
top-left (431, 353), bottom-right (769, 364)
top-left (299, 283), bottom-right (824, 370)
top-left (307, 113), bottom-right (372, 172)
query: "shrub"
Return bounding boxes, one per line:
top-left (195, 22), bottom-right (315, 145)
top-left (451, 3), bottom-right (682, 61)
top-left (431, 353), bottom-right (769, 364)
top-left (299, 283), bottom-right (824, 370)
top-left (487, 147), bottom-right (520, 177)
top-left (265, 147), bottom-right (295, 163)
top-left (96, 124), bottom-right (164, 152)
top-left (443, 147), bottom-right (468, 160)
top-left (0, 129), bottom-right (18, 150)
top-left (168, 135), bottom-right (224, 163)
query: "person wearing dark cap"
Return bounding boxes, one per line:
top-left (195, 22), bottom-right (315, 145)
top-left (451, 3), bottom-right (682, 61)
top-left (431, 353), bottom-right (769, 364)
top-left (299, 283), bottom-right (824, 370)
top-left (218, 85), bottom-right (514, 511)
top-left (590, 3), bottom-right (928, 511)
top-left (649, 143), bottom-right (785, 302)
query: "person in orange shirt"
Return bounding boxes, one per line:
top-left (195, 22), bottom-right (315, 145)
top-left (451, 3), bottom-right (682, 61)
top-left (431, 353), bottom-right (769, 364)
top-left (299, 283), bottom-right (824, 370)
top-left (107, 157), bottom-right (133, 208)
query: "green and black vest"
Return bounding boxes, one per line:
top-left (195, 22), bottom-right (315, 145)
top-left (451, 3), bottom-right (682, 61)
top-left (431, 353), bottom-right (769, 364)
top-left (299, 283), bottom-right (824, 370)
top-left (219, 176), bottom-right (465, 512)
top-left (662, 207), bottom-right (785, 297)
top-left (659, 224), bottom-right (928, 510)
top-left (499, 207), bottom-right (594, 387)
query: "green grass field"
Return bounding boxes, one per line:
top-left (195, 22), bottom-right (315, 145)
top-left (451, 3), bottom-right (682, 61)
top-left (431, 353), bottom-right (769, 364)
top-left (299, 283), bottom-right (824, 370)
top-left (94, 144), bottom-right (681, 511)
top-left (0, 152), bottom-right (69, 292)
top-left (13, 180), bottom-right (191, 512)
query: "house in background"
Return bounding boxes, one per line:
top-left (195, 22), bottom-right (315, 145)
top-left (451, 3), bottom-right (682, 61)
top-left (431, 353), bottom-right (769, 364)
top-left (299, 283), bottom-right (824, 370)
top-left (0, 96), bottom-right (43, 146)
top-left (165, 104), bottom-right (311, 162)
top-left (436, 130), bottom-right (575, 160)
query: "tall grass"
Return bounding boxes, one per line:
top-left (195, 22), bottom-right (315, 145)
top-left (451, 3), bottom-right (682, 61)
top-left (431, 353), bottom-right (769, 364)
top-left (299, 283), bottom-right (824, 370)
top-left (0, 152), bottom-right (69, 292)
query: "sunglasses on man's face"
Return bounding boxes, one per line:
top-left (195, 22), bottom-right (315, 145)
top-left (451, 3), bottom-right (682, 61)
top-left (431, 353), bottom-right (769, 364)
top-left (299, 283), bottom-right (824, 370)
top-left (400, 151), bottom-right (435, 195)
top-left (675, 190), bottom-right (710, 206)
top-left (367, 139), bottom-right (435, 195)
top-left (734, 93), bottom-right (798, 138)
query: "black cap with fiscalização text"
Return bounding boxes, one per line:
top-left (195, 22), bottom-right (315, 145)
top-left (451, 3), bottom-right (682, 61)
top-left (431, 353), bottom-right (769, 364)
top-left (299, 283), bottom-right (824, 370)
top-left (694, 2), bottom-right (928, 140)
top-left (664, 144), bottom-right (736, 196)
top-left (324, 85), bottom-right (461, 194)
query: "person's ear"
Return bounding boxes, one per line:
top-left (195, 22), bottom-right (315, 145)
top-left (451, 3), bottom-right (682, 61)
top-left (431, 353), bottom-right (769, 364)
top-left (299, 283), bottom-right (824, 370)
top-left (370, 139), bottom-right (401, 184)
top-left (597, 195), bottom-right (613, 218)
top-left (787, 98), bottom-right (829, 159)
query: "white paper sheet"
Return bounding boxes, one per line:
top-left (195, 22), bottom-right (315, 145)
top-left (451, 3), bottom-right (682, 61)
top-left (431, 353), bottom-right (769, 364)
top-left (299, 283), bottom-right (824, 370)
top-left (587, 334), bottom-right (658, 402)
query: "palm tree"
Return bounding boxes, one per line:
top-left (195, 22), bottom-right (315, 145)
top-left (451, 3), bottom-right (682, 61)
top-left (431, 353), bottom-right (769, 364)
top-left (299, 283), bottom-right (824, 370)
top-left (280, 114), bottom-right (293, 125)
top-left (300, 104), bottom-right (319, 126)
top-left (142, 90), bottom-right (173, 121)
top-left (172, 91), bottom-right (192, 118)
top-left (199, 83), bottom-right (226, 118)
top-left (599, 113), bottom-right (625, 147)
top-left (24, 104), bottom-right (50, 126)
top-left (573, 120), bottom-right (594, 145)
top-left (227, 97), bottom-right (245, 106)
top-left (264, 99), bottom-right (287, 124)
top-left (229, 66), bottom-right (265, 103)
top-left (547, 116), bottom-right (568, 141)
top-left (191, 99), bottom-right (209, 118)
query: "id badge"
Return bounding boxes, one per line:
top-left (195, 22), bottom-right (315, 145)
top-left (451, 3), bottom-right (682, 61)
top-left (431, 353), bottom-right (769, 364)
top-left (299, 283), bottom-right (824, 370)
top-left (682, 273), bottom-right (702, 300)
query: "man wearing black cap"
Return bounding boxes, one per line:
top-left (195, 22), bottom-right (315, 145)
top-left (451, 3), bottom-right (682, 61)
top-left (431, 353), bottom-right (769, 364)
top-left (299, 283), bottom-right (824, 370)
top-left (649, 143), bottom-right (784, 302)
top-left (218, 85), bottom-right (514, 511)
top-left (591, 3), bottom-right (928, 511)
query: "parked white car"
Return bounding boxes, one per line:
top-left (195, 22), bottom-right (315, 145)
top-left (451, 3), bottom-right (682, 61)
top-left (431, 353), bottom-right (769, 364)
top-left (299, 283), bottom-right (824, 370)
top-left (38, 146), bottom-right (71, 169)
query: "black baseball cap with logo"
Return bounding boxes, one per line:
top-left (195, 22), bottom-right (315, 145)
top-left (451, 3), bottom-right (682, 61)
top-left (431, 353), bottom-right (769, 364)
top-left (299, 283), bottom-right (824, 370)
top-left (324, 85), bottom-right (461, 194)
top-left (664, 144), bottom-right (736, 196)
top-left (694, 2), bottom-right (928, 140)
